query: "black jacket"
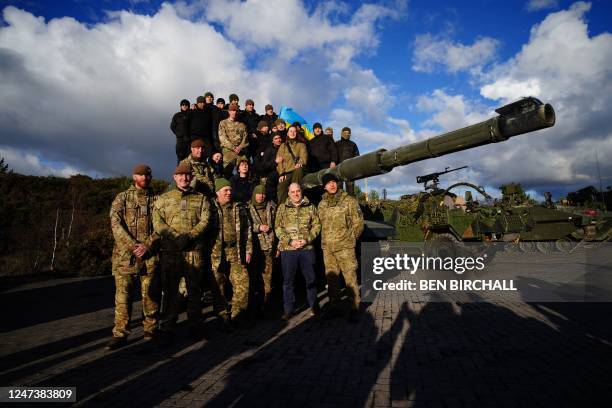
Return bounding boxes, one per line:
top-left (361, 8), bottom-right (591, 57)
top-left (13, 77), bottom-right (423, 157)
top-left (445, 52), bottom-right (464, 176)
top-left (260, 113), bottom-right (278, 129)
top-left (256, 144), bottom-right (280, 178)
top-left (207, 157), bottom-right (224, 179)
top-left (230, 174), bottom-right (255, 204)
top-left (170, 110), bottom-right (190, 140)
top-left (307, 134), bottom-right (339, 172)
top-left (190, 106), bottom-right (214, 143)
top-left (242, 109), bottom-right (260, 135)
top-left (336, 138), bottom-right (359, 163)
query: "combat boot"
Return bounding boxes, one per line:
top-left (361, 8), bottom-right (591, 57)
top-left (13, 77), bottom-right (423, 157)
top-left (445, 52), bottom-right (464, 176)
top-left (105, 336), bottom-right (127, 350)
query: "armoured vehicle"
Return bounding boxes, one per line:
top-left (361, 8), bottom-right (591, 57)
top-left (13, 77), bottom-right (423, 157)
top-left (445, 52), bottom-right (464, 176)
top-left (301, 97), bottom-right (557, 244)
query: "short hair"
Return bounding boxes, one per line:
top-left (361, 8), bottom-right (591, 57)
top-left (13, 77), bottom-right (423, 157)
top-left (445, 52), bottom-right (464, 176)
top-left (288, 182), bottom-right (301, 193)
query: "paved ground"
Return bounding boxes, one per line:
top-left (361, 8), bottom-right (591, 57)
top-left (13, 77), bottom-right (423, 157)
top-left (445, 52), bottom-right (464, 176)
top-left (1, 273), bottom-right (612, 407)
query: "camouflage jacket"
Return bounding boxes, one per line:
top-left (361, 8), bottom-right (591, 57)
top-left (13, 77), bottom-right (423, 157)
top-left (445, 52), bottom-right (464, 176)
top-left (110, 185), bottom-right (159, 275)
top-left (276, 140), bottom-right (307, 175)
top-left (219, 119), bottom-right (248, 152)
top-left (153, 187), bottom-right (211, 252)
top-left (274, 197), bottom-right (320, 251)
top-left (180, 154), bottom-right (215, 196)
top-left (318, 190), bottom-right (364, 252)
top-left (248, 201), bottom-right (276, 252)
top-left (210, 201), bottom-right (253, 269)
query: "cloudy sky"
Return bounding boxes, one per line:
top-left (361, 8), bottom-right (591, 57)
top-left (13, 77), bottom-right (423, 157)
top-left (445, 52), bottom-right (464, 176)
top-left (1, 0), bottom-right (611, 200)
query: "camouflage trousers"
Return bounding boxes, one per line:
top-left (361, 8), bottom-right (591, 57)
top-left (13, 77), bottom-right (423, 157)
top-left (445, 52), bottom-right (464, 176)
top-left (112, 273), bottom-right (158, 338)
top-left (250, 249), bottom-right (274, 305)
top-left (158, 250), bottom-right (204, 331)
top-left (211, 246), bottom-right (249, 319)
top-left (323, 247), bottom-right (360, 310)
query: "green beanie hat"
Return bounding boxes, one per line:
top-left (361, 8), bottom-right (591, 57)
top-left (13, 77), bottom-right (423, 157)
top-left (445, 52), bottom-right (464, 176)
top-left (215, 178), bottom-right (231, 192)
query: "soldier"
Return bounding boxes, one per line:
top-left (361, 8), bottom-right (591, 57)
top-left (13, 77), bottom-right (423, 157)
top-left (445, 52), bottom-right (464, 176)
top-left (276, 124), bottom-right (307, 204)
top-left (107, 164), bottom-right (159, 350)
top-left (324, 127), bottom-right (334, 137)
top-left (190, 96), bottom-right (215, 156)
top-left (210, 178), bottom-right (253, 325)
top-left (248, 184), bottom-right (277, 310)
top-left (180, 139), bottom-right (215, 196)
top-left (153, 163), bottom-right (211, 344)
top-left (307, 122), bottom-right (338, 172)
top-left (219, 103), bottom-right (248, 178)
top-left (260, 104), bottom-right (278, 130)
top-left (274, 182), bottom-right (321, 320)
top-left (170, 99), bottom-right (191, 163)
top-left (335, 127), bottom-right (360, 196)
top-left (317, 173), bottom-right (364, 321)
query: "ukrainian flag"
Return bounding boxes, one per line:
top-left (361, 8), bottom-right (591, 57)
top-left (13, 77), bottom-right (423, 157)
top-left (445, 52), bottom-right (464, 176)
top-left (278, 106), bottom-right (315, 140)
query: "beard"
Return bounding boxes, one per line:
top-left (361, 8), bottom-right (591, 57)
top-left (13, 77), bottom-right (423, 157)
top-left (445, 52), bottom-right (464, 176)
top-left (135, 178), bottom-right (150, 189)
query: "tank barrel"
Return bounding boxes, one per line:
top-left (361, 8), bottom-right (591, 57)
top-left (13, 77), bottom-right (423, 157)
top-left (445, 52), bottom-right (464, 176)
top-left (302, 97), bottom-right (555, 189)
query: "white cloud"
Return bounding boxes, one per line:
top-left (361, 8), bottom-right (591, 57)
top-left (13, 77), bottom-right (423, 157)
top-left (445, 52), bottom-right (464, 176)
top-left (412, 34), bottom-right (499, 73)
top-left (417, 90), bottom-right (490, 131)
top-left (0, 2), bottom-right (398, 178)
top-left (0, 146), bottom-right (85, 177)
top-left (526, 0), bottom-right (559, 12)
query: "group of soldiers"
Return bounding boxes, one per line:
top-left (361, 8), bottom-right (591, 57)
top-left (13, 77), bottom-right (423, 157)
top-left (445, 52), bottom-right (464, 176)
top-left (169, 92), bottom-right (360, 203)
top-left (107, 93), bottom-right (364, 350)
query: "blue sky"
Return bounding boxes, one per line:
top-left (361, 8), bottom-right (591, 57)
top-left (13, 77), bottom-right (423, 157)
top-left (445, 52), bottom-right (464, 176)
top-left (1, 0), bottom-right (611, 200)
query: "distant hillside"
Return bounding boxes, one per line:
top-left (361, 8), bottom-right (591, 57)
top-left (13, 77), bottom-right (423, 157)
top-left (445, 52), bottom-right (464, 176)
top-left (0, 172), bottom-right (169, 278)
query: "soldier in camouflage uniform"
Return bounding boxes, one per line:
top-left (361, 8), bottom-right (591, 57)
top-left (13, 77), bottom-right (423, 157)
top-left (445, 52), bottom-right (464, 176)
top-left (153, 163), bottom-right (211, 343)
top-left (317, 174), bottom-right (364, 320)
top-left (180, 139), bottom-right (215, 196)
top-left (275, 182), bottom-right (321, 320)
top-left (219, 103), bottom-right (248, 178)
top-left (210, 178), bottom-right (253, 324)
top-left (248, 184), bottom-right (277, 309)
top-left (107, 164), bottom-right (159, 350)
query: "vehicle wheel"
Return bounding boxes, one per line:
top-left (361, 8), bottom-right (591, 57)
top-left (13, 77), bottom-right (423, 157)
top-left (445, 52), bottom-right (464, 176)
top-left (519, 241), bottom-right (536, 253)
top-left (425, 233), bottom-right (460, 260)
top-left (536, 241), bottom-right (553, 254)
top-left (555, 237), bottom-right (574, 253)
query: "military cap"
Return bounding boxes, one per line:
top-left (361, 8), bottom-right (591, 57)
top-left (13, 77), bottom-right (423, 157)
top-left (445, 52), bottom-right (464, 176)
top-left (253, 184), bottom-right (266, 195)
top-left (236, 155), bottom-right (249, 164)
top-left (342, 126), bottom-right (351, 133)
top-left (321, 173), bottom-right (339, 186)
top-left (229, 93), bottom-right (239, 102)
top-left (180, 99), bottom-right (190, 106)
top-left (228, 102), bottom-right (238, 111)
top-left (324, 127), bottom-right (333, 134)
top-left (257, 120), bottom-right (268, 131)
top-left (271, 131), bottom-right (282, 139)
top-left (174, 162), bottom-right (192, 175)
top-left (273, 118), bottom-right (285, 127)
top-left (215, 177), bottom-right (231, 192)
top-left (265, 104), bottom-right (273, 111)
top-left (204, 91), bottom-right (213, 98)
top-left (216, 97), bottom-right (226, 104)
top-left (313, 122), bottom-right (322, 130)
top-left (191, 139), bottom-right (205, 148)
top-left (133, 164), bottom-right (152, 175)
top-left (196, 96), bottom-right (206, 104)
top-left (245, 99), bottom-right (255, 106)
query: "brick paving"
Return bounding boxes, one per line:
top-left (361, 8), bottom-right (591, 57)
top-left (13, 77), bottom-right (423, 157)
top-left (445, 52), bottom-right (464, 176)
top-left (1, 275), bottom-right (612, 407)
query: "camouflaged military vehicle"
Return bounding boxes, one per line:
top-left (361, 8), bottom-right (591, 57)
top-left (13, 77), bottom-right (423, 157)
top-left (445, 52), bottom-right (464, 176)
top-left (301, 97), bottom-right (557, 245)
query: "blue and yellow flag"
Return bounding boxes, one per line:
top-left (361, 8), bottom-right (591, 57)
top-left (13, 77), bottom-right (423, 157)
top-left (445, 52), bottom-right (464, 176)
top-left (278, 106), bottom-right (314, 140)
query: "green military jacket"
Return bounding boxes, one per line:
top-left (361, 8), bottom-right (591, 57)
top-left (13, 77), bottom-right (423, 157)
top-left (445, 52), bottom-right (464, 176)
top-left (110, 185), bottom-right (159, 276)
top-left (318, 190), bottom-right (364, 252)
top-left (274, 197), bottom-right (321, 251)
top-left (180, 154), bottom-right (215, 196)
top-left (219, 119), bottom-right (248, 152)
top-left (248, 201), bottom-right (276, 252)
top-left (210, 200), bottom-right (253, 270)
top-left (153, 187), bottom-right (211, 252)
top-left (276, 140), bottom-right (307, 175)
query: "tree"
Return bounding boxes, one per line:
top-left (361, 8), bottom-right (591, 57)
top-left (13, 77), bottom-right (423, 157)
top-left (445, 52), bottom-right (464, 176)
top-left (0, 157), bottom-right (11, 175)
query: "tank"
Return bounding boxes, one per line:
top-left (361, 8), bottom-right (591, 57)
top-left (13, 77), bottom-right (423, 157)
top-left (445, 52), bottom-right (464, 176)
top-left (301, 97), bottom-right (556, 241)
top-left (302, 97), bottom-right (555, 189)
